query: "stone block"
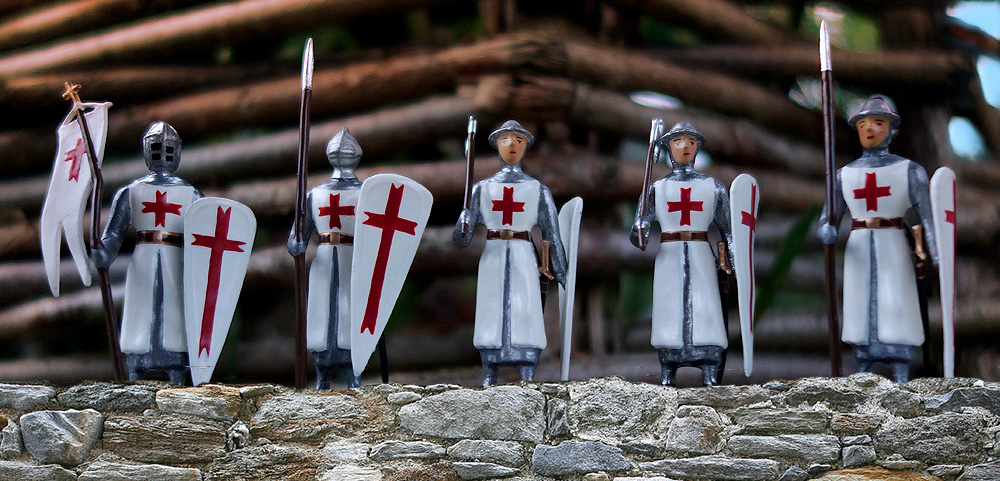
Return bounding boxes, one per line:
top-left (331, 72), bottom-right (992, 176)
top-left (322, 441), bottom-right (370, 464)
top-left (676, 385), bottom-right (770, 408)
top-left (568, 377), bottom-right (672, 443)
top-left (320, 465), bottom-right (383, 481)
top-left (206, 444), bottom-right (319, 481)
top-left (103, 414), bottom-right (226, 464)
top-left (957, 460), bottom-right (1000, 481)
top-left (640, 455), bottom-right (780, 481)
top-left (531, 440), bottom-right (630, 477)
top-left (832, 413), bottom-right (885, 435)
top-left (814, 466), bottom-right (941, 480)
top-left (547, 398), bottom-right (569, 438)
top-left (843, 445), bottom-right (876, 468)
top-left (727, 434), bottom-right (840, 464)
top-left (0, 460), bottom-right (76, 481)
top-left (57, 382), bottom-right (157, 412)
top-left (0, 384), bottom-right (54, 411)
top-left (447, 439), bottom-right (524, 466)
top-left (777, 466), bottom-right (809, 481)
top-left (386, 392), bottom-right (421, 405)
top-left (399, 386), bottom-right (545, 442)
top-left (730, 408), bottom-right (830, 434)
top-left (370, 440), bottom-right (445, 461)
top-left (618, 441), bottom-right (664, 459)
top-left (250, 391), bottom-right (367, 443)
top-left (785, 379), bottom-right (865, 410)
top-left (924, 388), bottom-right (1000, 417)
top-left (875, 412), bottom-right (985, 465)
top-left (842, 435), bottom-right (872, 446)
top-left (79, 461), bottom-right (202, 481)
top-left (453, 462), bottom-right (519, 480)
top-left (156, 385), bottom-right (241, 421)
top-left (20, 409), bottom-right (103, 466)
top-left (614, 477), bottom-right (680, 481)
top-left (1, 419), bottom-right (22, 459)
top-left (383, 461), bottom-right (458, 481)
top-left (665, 405), bottom-right (724, 454)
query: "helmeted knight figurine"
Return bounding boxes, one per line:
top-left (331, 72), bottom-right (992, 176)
top-left (93, 122), bottom-right (203, 384)
top-left (454, 120), bottom-right (569, 386)
top-left (817, 97), bottom-right (943, 383)
top-left (287, 128), bottom-right (363, 389)
top-left (630, 121), bottom-right (755, 387)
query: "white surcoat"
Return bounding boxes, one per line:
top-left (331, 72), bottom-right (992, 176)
top-left (306, 187), bottom-right (359, 352)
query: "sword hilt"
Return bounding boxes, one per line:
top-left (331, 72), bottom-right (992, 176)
top-left (717, 241), bottom-right (732, 275)
top-left (912, 224), bottom-right (928, 280)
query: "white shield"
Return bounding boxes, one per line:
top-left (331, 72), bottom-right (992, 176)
top-left (350, 174), bottom-right (432, 377)
top-left (930, 167), bottom-right (957, 378)
top-left (183, 198), bottom-right (257, 385)
top-left (557, 197), bottom-right (583, 381)
top-left (729, 174), bottom-right (759, 376)
top-left (40, 102), bottom-right (111, 296)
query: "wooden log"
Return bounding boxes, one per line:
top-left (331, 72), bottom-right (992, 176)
top-left (606, 0), bottom-right (797, 46)
top-left (0, 1), bottom-right (48, 18)
top-left (968, 71), bottom-right (1000, 157)
top-left (0, 0), bottom-right (462, 77)
top-left (0, 259), bottom-right (126, 306)
top-left (945, 20), bottom-right (1000, 59)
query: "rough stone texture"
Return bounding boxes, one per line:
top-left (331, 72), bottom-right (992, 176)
top-left (924, 388), bottom-right (1000, 416)
top-left (103, 414), bottom-right (226, 464)
top-left (251, 391), bottom-right (367, 442)
top-left (383, 461), bottom-right (459, 481)
top-left (399, 386), bottom-right (545, 442)
top-left (875, 412), bottom-right (985, 464)
top-left (957, 460), bottom-right (1000, 481)
top-left (785, 379), bottom-right (865, 410)
top-left (386, 392), bottom-right (421, 405)
top-left (880, 453), bottom-right (926, 471)
top-left (58, 382), bottom-right (158, 412)
top-left (640, 455), bottom-right (781, 481)
top-left (842, 445), bottom-right (877, 468)
top-left (568, 377), bottom-right (672, 443)
top-left (619, 441), bottom-right (664, 459)
top-left (239, 384), bottom-right (277, 399)
top-left (832, 413), bottom-right (885, 435)
top-left (447, 439), bottom-right (524, 466)
top-left (19, 409), bottom-right (103, 466)
top-left (78, 461), bottom-right (202, 481)
top-left (815, 467), bottom-right (941, 480)
top-left (0, 460), bottom-right (76, 481)
top-left (452, 461), bottom-right (519, 480)
top-left (778, 466), bottom-right (810, 481)
top-left (842, 435), bottom-right (872, 446)
top-left (320, 465), bottom-right (383, 480)
top-left (730, 408), bottom-right (830, 434)
top-left (322, 441), bottom-right (370, 464)
top-left (927, 465), bottom-right (963, 478)
top-left (676, 385), bottom-right (770, 408)
top-left (531, 440), bottom-right (631, 477)
top-left (206, 444), bottom-right (319, 481)
top-left (1, 420), bottom-right (22, 459)
top-left (615, 477), bottom-right (679, 481)
top-left (727, 434), bottom-right (840, 464)
top-left (547, 398), bottom-right (569, 437)
top-left (156, 385), bottom-right (241, 421)
top-left (665, 405), bottom-right (724, 454)
top-left (370, 440), bottom-right (445, 461)
top-left (0, 384), bottom-right (54, 411)
top-left (584, 473), bottom-right (611, 481)
top-left (880, 389), bottom-right (924, 418)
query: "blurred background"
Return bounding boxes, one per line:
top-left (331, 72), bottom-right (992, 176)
top-left (0, 0), bottom-right (997, 388)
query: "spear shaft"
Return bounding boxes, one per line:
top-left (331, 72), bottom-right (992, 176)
top-left (292, 39), bottom-right (313, 389)
top-left (636, 118), bottom-right (663, 251)
top-left (820, 22), bottom-right (842, 377)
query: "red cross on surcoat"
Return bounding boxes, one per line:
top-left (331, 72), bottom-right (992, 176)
top-left (63, 138), bottom-right (86, 182)
top-left (319, 193), bottom-right (355, 229)
top-left (190, 206), bottom-right (246, 357)
top-left (741, 184), bottom-right (757, 333)
top-left (141, 190), bottom-right (183, 227)
top-left (360, 183), bottom-right (418, 335)
top-left (853, 172), bottom-right (891, 211)
top-left (667, 187), bottom-right (703, 226)
top-left (492, 186), bottom-right (525, 226)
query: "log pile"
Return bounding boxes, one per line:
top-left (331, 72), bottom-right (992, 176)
top-left (0, 0), bottom-right (996, 385)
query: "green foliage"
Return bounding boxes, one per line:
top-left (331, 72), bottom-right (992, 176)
top-left (639, 16), bottom-right (702, 47)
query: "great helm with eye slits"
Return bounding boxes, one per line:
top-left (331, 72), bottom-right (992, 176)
top-left (142, 121), bottom-right (182, 174)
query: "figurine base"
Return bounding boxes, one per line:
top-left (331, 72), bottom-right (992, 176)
top-left (658, 346), bottom-right (725, 387)
top-left (313, 348), bottom-right (359, 389)
top-left (479, 347), bottom-right (541, 387)
top-left (852, 342), bottom-right (917, 383)
top-left (126, 351), bottom-right (189, 385)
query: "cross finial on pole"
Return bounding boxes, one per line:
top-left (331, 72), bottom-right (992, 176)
top-left (62, 82), bottom-right (82, 104)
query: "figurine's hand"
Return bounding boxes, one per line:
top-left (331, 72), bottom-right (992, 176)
top-left (287, 238), bottom-right (307, 257)
top-left (817, 224), bottom-right (838, 245)
top-left (629, 219), bottom-right (650, 250)
top-left (92, 247), bottom-right (113, 269)
top-left (453, 210), bottom-right (474, 246)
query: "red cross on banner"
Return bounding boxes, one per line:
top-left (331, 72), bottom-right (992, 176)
top-left (63, 138), bottom-right (86, 182)
top-left (141, 190), bottom-right (183, 227)
top-left (319, 193), bottom-right (355, 229)
top-left (492, 186), bottom-right (525, 226)
top-left (741, 184), bottom-right (757, 333)
top-left (667, 187), bottom-right (703, 226)
top-left (190, 206), bottom-right (246, 356)
top-left (360, 183), bottom-right (418, 334)
top-left (853, 172), bottom-right (891, 211)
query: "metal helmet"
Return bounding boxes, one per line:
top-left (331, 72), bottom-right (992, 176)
top-left (658, 121), bottom-right (705, 165)
top-left (326, 127), bottom-right (362, 170)
top-left (488, 120), bottom-right (535, 149)
top-left (142, 121), bottom-right (182, 174)
top-left (848, 96), bottom-right (900, 130)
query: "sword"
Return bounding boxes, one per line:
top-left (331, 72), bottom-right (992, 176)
top-left (62, 82), bottom-right (125, 381)
top-left (460, 116), bottom-right (477, 236)
top-left (292, 38), bottom-right (314, 388)
top-left (636, 118), bottom-right (663, 251)
top-left (820, 21), bottom-right (842, 377)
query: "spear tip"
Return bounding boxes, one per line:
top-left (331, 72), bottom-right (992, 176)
top-left (820, 21), bottom-right (832, 72)
top-left (302, 38), bottom-right (314, 91)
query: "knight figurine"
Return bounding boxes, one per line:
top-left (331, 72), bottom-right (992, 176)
top-left (453, 120), bottom-right (568, 386)
top-left (817, 96), bottom-right (938, 383)
top-left (287, 128), bottom-right (363, 389)
top-left (93, 122), bottom-right (202, 384)
top-left (630, 121), bottom-right (736, 387)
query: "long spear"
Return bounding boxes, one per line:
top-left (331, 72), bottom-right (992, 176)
top-left (292, 38), bottom-right (314, 389)
top-left (820, 22), bottom-right (842, 377)
top-left (62, 82), bottom-right (125, 381)
top-left (459, 115), bottom-right (476, 236)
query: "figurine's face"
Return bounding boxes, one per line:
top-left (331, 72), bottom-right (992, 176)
top-left (857, 116), bottom-right (890, 149)
top-left (497, 133), bottom-right (528, 164)
top-left (669, 135), bottom-right (699, 164)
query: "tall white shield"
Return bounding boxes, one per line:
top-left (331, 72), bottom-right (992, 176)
top-left (729, 174), bottom-right (759, 376)
top-left (930, 167), bottom-right (957, 378)
top-left (350, 174), bottom-right (433, 378)
top-left (558, 197), bottom-right (582, 381)
top-left (184, 198), bottom-right (256, 385)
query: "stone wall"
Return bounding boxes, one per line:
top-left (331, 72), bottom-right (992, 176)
top-left (1, 375), bottom-right (1000, 481)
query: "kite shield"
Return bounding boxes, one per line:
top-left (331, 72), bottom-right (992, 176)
top-left (930, 167), bottom-right (957, 378)
top-left (557, 197), bottom-right (582, 381)
top-left (729, 174), bottom-right (759, 377)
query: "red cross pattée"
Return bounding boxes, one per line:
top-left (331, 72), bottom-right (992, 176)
top-left (319, 193), bottom-right (355, 229)
top-left (492, 186), bottom-right (525, 226)
top-left (190, 206), bottom-right (246, 357)
top-left (740, 184), bottom-right (757, 333)
top-left (63, 138), bottom-right (86, 182)
top-left (853, 172), bottom-right (891, 211)
top-left (360, 184), bottom-right (418, 335)
top-left (141, 190), bottom-right (183, 227)
top-left (667, 187), bottom-right (703, 226)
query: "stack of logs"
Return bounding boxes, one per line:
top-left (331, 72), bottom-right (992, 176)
top-left (0, 0), bottom-right (998, 385)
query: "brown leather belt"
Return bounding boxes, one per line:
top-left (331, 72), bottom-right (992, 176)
top-left (486, 229), bottom-right (531, 241)
top-left (137, 230), bottom-right (182, 247)
top-left (318, 232), bottom-right (354, 246)
top-left (852, 217), bottom-right (904, 230)
top-left (661, 231), bottom-right (709, 243)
